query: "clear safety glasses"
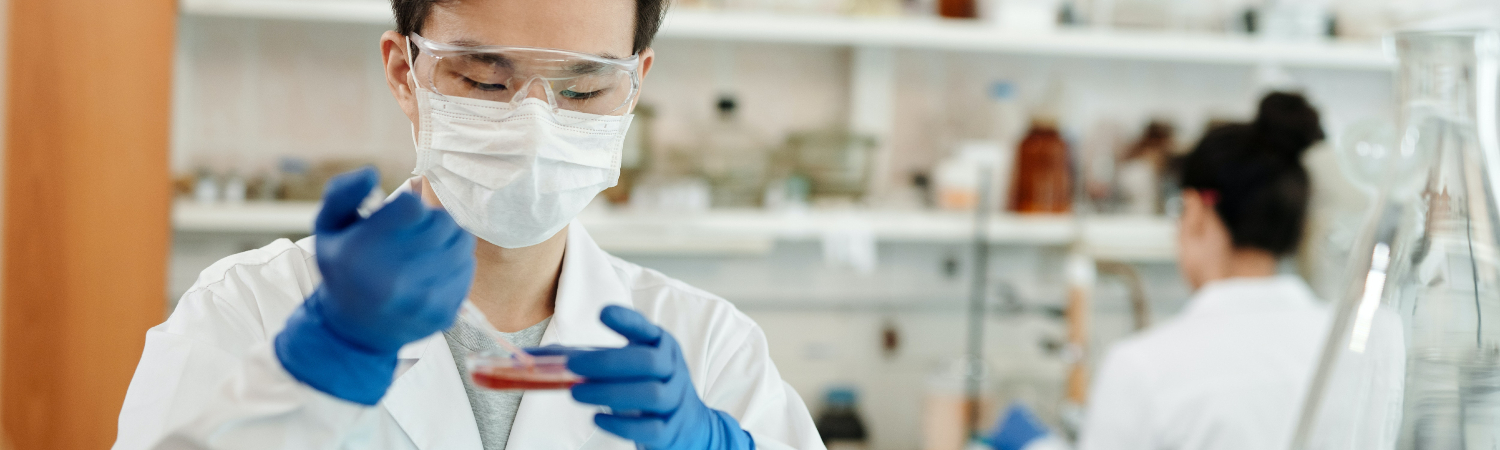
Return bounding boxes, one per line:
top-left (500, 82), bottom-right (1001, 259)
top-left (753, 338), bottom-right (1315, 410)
top-left (408, 33), bottom-right (641, 116)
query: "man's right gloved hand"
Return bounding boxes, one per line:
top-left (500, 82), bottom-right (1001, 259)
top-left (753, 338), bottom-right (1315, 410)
top-left (274, 167), bottom-right (476, 405)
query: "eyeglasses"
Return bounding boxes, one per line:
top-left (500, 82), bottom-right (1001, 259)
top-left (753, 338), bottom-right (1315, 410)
top-left (407, 33), bottom-right (641, 116)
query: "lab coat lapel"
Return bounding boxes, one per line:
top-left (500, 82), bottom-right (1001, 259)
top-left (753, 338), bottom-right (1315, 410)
top-left (547, 222), bottom-right (634, 348)
top-left (506, 222), bottom-right (633, 450)
top-left (383, 333), bottom-right (483, 449)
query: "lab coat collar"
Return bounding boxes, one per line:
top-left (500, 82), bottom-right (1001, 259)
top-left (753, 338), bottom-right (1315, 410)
top-left (1184, 275), bottom-right (1321, 318)
top-left (383, 333), bottom-right (483, 450)
top-left (543, 221), bottom-right (633, 348)
top-left (393, 177), bottom-right (632, 347)
top-left (396, 177), bottom-right (630, 347)
top-left (387, 178), bottom-right (627, 450)
top-left (506, 222), bottom-right (630, 450)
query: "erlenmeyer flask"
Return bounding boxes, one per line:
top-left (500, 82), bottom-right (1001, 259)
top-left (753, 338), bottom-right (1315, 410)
top-left (1291, 30), bottom-right (1500, 450)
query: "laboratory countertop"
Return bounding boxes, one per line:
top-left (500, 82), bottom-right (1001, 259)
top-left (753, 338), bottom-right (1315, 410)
top-left (172, 200), bottom-right (1177, 262)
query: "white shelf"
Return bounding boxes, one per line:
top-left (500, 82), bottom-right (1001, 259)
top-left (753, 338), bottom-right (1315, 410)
top-left (174, 201), bottom-right (322, 234)
top-left (180, 0), bottom-right (393, 24)
top-left (658, 11), bottom-right (1392, 70)
top-left (172, 201), bottom-right (1177, 261)
top-left (178, 0), bottom-right (1393, 71)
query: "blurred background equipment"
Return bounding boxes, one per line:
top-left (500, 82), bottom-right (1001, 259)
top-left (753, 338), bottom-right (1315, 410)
top-left (816, 387), bottom-right (873, 450)
top-left (700, 94), bottom-right (773, 207)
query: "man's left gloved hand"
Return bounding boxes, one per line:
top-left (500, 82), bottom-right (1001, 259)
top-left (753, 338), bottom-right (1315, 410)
top-left (567, 306), bottom-right (755, 450)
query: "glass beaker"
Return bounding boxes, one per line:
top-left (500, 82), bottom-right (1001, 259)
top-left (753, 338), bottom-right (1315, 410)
top-left (1291, 29), bottom-right (1500, 450)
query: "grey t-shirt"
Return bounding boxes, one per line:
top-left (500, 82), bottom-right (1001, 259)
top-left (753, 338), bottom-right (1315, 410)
top-left (444, 316), bottom-right (552, 450)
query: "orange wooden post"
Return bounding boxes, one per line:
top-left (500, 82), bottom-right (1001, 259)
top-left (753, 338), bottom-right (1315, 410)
top-left (1, 0), bottom-right (176, 448)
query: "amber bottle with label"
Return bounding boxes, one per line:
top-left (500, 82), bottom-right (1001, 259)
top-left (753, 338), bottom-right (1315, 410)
top-left (1009, 119), bottom-right (1072, 214)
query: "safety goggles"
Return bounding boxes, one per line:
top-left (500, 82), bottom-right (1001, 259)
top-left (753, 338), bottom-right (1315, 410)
top-left (407, 33), bottom-right (641, 116)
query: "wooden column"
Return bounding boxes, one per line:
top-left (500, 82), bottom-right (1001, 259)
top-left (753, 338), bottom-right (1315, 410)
top-left (2, 0), bottom-right (176, 448)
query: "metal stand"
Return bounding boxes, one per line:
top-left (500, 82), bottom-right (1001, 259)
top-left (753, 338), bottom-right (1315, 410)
top-left (964, 167), bottom-right (994, 440)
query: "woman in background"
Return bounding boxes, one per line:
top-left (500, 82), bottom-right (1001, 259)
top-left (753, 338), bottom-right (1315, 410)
top-left (1077, 92), bottom-right (1331, 450)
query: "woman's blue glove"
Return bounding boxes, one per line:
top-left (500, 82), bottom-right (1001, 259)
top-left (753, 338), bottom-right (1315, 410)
top-left (987, 403), bottom-right (1052, 450)
top-left (567, 306), bottom-right (755, 450)
top-left (275, 167), bottom-right (476, 405)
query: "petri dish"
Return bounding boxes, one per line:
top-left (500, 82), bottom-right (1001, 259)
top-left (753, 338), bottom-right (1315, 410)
top-left (466, 349), bottom-right (585, 391)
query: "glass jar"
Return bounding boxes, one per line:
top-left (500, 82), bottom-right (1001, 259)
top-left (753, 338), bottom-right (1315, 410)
top-left (1009, 119), bottom-right (1073, 214)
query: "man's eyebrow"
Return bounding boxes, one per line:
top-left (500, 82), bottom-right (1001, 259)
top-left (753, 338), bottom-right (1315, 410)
top-left (446, 38), bottom-right (627, 61)
top-left (460, 52), bottom-right (514, 69)
top-left (563, 61), bottom-right (608, 75)
top-left (447, 38), bottom-right (488, 48)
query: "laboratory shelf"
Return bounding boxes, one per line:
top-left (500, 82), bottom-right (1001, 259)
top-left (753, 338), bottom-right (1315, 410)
top-left (180, 0), bottom-right (394, 24)
top-left (174, 200), bottom-right (321, 234)
top-left (171, 201), bottom-right (1177, 261)
top-left (178, 0), bottom-right (1393, 71)
top-left (656, 11), bottom-right (1392, 70)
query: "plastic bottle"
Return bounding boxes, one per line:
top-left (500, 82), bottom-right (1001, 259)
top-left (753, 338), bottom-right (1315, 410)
top-left (989, 82), bottom-right (1026, 149)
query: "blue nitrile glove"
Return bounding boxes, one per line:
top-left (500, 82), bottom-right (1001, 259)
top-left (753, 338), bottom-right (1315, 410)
top-left (986, 403), bottom-right (1052, 450)
top-left (274, 167), bottom-right (476, 405)
top-left (567, 306), bottom-right (755, 450)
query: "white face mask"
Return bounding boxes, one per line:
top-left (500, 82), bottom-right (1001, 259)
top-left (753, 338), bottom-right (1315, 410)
top-left (411, 85), bottom-right (632, 248)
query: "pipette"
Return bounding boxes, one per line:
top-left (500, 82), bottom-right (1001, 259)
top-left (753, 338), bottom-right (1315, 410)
top-left (457, 300), bottom-right (536, 367)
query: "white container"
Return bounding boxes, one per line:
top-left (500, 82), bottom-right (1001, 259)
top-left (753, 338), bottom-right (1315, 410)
top-left (933, 141), bottom-right (1016, 211)
top-left (984, 0), bottom-right (1061, 32)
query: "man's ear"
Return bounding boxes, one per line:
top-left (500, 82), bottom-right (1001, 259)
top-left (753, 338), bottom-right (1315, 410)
top-left (637, 47), bottom-right (655, 81)
top-left (380, 30), bottom-right (418, 125)
top-left (626, 47), bottom-right (655, 113)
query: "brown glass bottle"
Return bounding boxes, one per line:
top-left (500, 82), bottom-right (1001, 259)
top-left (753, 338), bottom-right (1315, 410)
top-left (1009, 119), bottom-right (1073, 214)
top-left (938, 0), bottom-right (976, 19)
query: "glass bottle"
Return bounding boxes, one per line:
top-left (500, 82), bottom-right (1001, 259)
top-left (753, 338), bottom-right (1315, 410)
top-left (938, 0), bottom-right (976, 18)
top-left (699, 94), bottom-right (770, 208)
top-left (1290, 30), bottom-right (1500, 450)
top-left (1009, 118), bottom-right (1073, 214)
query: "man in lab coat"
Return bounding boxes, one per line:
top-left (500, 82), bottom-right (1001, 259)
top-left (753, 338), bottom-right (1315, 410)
top-left (114, 0), bottom-right (823, 449)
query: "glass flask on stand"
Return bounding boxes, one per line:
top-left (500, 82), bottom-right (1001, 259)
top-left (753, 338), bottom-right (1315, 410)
top-left (1290, 30), bottom-right (1500, 450)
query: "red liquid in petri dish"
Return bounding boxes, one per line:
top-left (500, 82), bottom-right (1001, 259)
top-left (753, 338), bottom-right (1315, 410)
top-left (470, 365), bottom-right (582, 391)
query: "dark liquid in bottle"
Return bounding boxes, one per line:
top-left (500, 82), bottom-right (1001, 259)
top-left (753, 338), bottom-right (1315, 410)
top-left (1010, 121), bottom-right (1073, 214)
top-left (471, 367), bottom-right (581, 391)
top-left (938, 0), bottom-right (976, 18)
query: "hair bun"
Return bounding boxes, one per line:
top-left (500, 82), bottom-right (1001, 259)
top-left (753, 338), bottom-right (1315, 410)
top-left (1252, 92), bottom-right (1325, 159)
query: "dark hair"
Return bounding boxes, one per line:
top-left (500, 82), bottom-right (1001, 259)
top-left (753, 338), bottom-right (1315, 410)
top-left (392, 0), bottom-right (670, 55)
top-left (1180, 92), bottom-right (1325, 256)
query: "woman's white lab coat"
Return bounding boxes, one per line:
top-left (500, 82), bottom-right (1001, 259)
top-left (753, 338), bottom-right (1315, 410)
top-left (1077, 276), bottom-right (1331, 450)
top-left (113, 221), bottom-right (824, 450)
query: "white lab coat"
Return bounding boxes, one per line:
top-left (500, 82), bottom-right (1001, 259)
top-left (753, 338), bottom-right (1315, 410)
top-left (1077, 276), bottom-right (1331, 450)
top-left (114, 220), bottom-right (825, 450)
